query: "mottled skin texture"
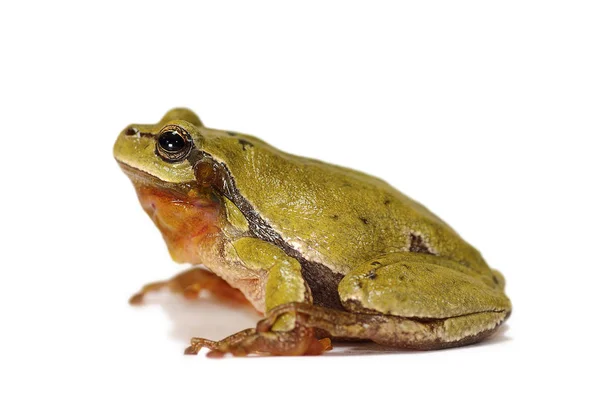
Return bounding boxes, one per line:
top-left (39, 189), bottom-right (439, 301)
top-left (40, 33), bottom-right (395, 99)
top-left (114, 108), bottom-right (511, 356)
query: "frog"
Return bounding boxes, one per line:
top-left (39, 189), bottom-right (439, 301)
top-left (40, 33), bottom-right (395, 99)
top-left (113, 108), bottom-right (511, 357)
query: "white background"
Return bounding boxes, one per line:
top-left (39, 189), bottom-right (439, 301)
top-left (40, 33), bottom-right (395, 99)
top-left (1, 1), bottom-right (599, 399)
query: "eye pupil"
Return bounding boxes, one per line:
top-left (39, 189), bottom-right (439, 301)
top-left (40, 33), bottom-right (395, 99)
top-left (158, 131), bottom-right (186, 153)
top-left (156, 127), bottom-right (192, 162)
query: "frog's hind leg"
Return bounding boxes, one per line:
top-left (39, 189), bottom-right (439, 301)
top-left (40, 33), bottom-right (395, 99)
top-left (129, 267), bottom-right (251, 308)
top-left (327, 252), bottom-right (511, 349)
top-left (251, 252), bottom-right (511, 351)
top-left (183, 300), bottom-right (505, 357)
top-left (259, 302), bottom-right (508, 350)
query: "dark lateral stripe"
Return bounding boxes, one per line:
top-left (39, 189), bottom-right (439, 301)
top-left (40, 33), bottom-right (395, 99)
top-left (194, 151), bottom-right (345, 310)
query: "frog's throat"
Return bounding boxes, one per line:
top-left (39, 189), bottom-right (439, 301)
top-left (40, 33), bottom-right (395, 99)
top-left (194, 152), bottom-right (346, 311)
top-left (118, 161), bottom-right (222, 265)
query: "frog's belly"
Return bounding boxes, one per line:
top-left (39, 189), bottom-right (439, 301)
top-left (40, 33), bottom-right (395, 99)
top-left (202, 261), bottom-right (267, 313)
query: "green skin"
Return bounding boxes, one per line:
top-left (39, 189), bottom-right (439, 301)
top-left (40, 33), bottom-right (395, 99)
top-left (114, 108), bottom-right (511, 355)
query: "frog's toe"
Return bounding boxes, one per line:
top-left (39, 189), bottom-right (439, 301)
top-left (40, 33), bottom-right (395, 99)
top-left (129, 281), bottom-right (169, 305)
top-left (183, 344), bottom-right (200, 355)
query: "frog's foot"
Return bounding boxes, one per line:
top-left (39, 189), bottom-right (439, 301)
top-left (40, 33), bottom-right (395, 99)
top-left (184, 313), bottom-right (333, 357)
top-left (129, 267), bottom-right (251, 307)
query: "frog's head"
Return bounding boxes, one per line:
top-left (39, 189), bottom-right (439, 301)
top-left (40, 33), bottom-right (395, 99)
top-left (113, 108), bottom-right (205, 184)
top-left (114, 108), bottom-right (222, 264)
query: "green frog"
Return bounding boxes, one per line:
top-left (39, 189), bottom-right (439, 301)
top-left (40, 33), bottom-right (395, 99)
top-left (114, 108), bottom-right (511, 356)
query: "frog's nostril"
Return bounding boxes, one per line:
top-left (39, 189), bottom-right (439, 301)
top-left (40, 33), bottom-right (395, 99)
top-left (125, 127), bottom-right (139, 136)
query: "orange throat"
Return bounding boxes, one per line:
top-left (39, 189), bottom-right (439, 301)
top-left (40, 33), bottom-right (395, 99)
top-left (133, 184), bottom-right (223, 265)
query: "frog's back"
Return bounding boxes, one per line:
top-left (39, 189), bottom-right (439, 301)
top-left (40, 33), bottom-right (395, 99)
top-left (203, 129), bottom-right (492, 278)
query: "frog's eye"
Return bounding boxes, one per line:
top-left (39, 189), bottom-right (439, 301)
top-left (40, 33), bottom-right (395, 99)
top-left (156, 126), bottom-right (192, 162)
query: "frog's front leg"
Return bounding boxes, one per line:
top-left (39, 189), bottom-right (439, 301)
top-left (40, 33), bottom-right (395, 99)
top-left (184, 238), bottom-right (331, 357)
top-left (129, 267), bottom-right (250, 307)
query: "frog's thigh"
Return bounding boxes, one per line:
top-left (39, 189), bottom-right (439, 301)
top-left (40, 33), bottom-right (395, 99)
top-left (231, 237), bottom-right (310, 331)
top-left (338, 253), bottom-right (511, 348)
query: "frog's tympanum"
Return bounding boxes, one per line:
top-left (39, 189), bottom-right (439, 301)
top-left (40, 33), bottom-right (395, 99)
top-left (114, 108), bottom-right (511, 357)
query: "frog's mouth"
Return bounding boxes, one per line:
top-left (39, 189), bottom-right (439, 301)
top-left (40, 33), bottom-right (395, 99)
top-left (116, 161), bottom-right (198, 197)
top-left (117, 160), bottom-right (222, 264)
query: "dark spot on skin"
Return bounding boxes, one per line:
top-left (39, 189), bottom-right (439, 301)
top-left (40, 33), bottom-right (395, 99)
top-left (493, 275), bottom-right (500, 285)
top-left (238, 139), bottom-right (254, 150)
top-left (366, 270), bottom-right (377, 280)
top-left (409, 233), bottom-right (435, 255)
top-left (357, 281), bottom-right (363, 289)
top-left (331, 214), bottom-right (339, 220)
top-left (226, 131), bottom-right (237, 136)
top-left (370, 261), bottom-right (382, 266)
top-left (359, 217), bottom-right (369, 224)
top-left (383, 199), bottom-right (391, 206)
